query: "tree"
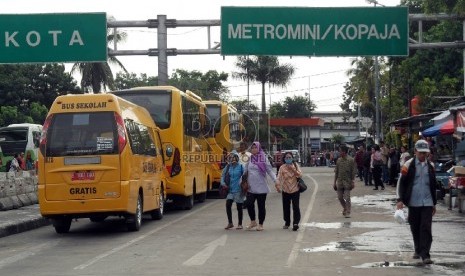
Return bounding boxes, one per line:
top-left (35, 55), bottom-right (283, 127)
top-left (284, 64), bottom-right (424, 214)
top-left (269, 95), bottom-right (316, 149)
top-left (114, 72), bottom-right (158, 90)
top-left (168, 69), bottom-right (229, 101)
top-left (233, 56), bottom-right (295, 113)
top-left (71, 18), bottom-right (128, 93)
top-left (0, 64), bottom-right (79, 126)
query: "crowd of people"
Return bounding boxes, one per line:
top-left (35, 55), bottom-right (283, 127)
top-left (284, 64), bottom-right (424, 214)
top-left (7, 152), bottom-right (34, 172)
top-left (220, 139), bottom-right (438, 265)
top-left (220, 141), bottom-right (302, 232)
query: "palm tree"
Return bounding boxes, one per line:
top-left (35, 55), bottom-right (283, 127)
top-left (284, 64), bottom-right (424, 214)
top-left (71, 18), bottom-right (128, 93)
top-left (233, 56), bottom-right (295, 113)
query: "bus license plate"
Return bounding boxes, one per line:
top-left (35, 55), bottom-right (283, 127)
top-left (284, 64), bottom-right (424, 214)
top-left (71, 171), bottom-right (95, 181)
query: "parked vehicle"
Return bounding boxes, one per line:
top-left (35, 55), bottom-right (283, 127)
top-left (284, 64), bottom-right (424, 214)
top-left (38, 94), bottom-right (166, 233)
top-left (0, 123), bottom-right (42, 172)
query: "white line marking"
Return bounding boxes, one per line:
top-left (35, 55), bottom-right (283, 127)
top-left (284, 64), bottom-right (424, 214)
top-left (0, 241), bottom-right (60, 269)
top-left (183, 234), bottom-right (227, 266)
top-left (286, 174), bottom-right (318, 267)
top-left (74, 201), bottom-right (216, 270)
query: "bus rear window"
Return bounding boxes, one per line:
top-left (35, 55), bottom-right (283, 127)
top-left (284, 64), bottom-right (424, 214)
top-left (45, 112), bottom-right (118, 157)
top-left (0, 128), bottom-right (28, 156)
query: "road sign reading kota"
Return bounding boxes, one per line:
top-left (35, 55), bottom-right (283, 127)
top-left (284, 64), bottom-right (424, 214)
top-left (0, 13), bottom-right (107, 63)
top-left (221, 7), bottom-right (408, 56)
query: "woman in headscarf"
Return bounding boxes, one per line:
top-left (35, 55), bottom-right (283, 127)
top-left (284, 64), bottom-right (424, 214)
top-left (220, 151), bottom-right (245, 230)
top-left (244, 142), bottom-right (278, 231)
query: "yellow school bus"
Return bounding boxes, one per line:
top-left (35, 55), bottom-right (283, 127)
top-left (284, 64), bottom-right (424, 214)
top-left (38, 94), bottom-right (166, 233)
top-left (111, 86), bottom-right (209, 209)
top-left (203, 100), bottom-right (243, 191)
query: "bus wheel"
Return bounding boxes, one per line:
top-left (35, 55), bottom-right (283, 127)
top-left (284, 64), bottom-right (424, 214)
top-left (151, 186), bottom-right (164, 220)
top-left (53, 218), bottom-right (72, 234)
top-left (197, 191), bottom-right (207, 203)
top-left (127, 194), bottom-right (142, 231)
top-left (184, 193), bottom-right (194, 210)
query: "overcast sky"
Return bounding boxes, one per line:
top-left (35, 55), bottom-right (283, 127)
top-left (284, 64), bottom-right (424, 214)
top-left (2, 0), bottom-right (402, 111)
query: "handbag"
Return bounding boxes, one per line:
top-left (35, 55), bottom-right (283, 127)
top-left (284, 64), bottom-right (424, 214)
top-left (293, 163), bottom-right (307, 193)
top-left (297, 177), bottom-right (307, 193)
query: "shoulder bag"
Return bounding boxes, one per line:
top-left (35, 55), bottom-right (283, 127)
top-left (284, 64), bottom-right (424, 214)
top-left (294, 163), bottom-right (307, 193)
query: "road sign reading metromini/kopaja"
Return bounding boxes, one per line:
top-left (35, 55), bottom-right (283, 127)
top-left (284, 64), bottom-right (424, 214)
top-left (0, 13), bottom-right (107, 63)
top-left (221, 7), bottom-right (408, 56)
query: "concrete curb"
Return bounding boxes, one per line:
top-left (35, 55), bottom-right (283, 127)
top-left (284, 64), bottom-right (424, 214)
top-left (0, 216), bottom-right (50, 238)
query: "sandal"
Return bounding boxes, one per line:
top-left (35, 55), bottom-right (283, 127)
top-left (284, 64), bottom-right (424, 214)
top-left (246, 221), bottom-right (257, 230)
top-left (236, 225), bottom-right (243, 230)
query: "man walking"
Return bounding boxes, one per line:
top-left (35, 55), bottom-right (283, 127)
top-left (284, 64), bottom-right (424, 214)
top-left (354, 146), bottom-right (365, 182)
top-left (333, 145), bottom-right (356, 218)
top-left (396, 140), bottom-right (437, 265)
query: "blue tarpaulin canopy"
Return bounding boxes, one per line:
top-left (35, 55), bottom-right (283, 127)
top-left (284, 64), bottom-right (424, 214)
top-left (421, 120), bottom-right (454, 137)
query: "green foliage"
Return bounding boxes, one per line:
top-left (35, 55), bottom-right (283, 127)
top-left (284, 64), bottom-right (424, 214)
top-left (343, 0), bottom-right (465, 139)
top-left (72, 23), bottom-right (127, 93)
top-left (0, 64), bottom-right (80, 127)
top-left (331, 133), bottom-right (345, 146)
top-left (168, 69), bottom-right (229, 101)
top-left (114, 72), bottom-right (158, 90)
top-left (233, 56), bottom-right (295, 113)
top-left (268, 95), bottom-right (316, 149)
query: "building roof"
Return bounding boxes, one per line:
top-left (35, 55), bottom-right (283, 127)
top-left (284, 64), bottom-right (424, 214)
top-left (269, 118), bottom-right (325, 127)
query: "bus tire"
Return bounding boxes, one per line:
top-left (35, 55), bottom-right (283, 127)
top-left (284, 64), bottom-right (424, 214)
top-left (53, 218), bottom-right (72, 234)
top-left (184, 194), bottom-right (194, 210)
top-left (151, 186), bottom-right (164, 220)
top-left (197, 192), bottom-right (207, 203)
top-left (127, 194), bottom-right (143, 231)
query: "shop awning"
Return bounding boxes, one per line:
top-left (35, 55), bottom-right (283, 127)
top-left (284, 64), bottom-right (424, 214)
top-left (421, 120), bottom-right (454, 137)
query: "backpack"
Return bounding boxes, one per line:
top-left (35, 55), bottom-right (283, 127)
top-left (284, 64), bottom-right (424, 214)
top-left (5, 159), bottom-right (12, 172)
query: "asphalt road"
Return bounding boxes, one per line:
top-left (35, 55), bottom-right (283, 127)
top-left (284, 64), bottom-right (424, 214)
top-left (0, 166), bottom-right (464, 276)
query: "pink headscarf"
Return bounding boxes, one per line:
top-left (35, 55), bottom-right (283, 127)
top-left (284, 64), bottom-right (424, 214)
top-left (251, 141), bottom-right (266, 175)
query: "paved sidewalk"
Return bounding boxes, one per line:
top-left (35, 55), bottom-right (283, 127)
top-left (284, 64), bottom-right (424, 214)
top-left (0, 204), bottom-right (50, 238)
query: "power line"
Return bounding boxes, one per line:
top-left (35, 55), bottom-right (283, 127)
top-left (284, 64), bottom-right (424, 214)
top-left (226, 69), bottom-right (346, 89)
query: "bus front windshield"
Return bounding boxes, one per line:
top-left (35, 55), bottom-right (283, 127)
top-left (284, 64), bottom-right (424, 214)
top-left (206, 105), bottom-right (221, 135)
top-left (114, 91), bottom-right (172, 129)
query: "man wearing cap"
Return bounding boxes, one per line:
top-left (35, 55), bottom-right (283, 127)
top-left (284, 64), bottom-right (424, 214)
top-left (396, 139), bottom-right (437, 265)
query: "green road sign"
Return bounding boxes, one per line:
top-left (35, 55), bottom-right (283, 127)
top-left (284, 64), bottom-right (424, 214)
top-left (221, 7), bottom-right (408, 56)
top-left (0, 13), bottom-right (107, 63)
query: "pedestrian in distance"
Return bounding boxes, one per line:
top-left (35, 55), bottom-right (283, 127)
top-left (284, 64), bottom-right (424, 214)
top-left (380, 141), bottom-right (390, 184)
top-left (25, 152), bottom-right (34, 171)
top-left (363, 145), bottom-right (373, 186)
top-left (399, 145), bottom-right (411, 167)
top-left (388, 147), bottom-right (400, 187)
top-left (244, 141), bottom-right (279, 231)
top-left (371, 144), bottom-right (385, 190)
top-left (9, 153), bottom-right (21, 173)
top-left (276, 151), bottom-right (302, 231)
top-left (333, 145), bottom-right (356, 218)
top-left (220, 150), bottom-right (245, 230)
top-left (18, 152), bottom-right (26, 170)
top-left (237, 141), bottom-right (251, 167)
top-left (354, 146), bottom-right (365, 182)
top-left (396, 139), bottom-right (437, 265)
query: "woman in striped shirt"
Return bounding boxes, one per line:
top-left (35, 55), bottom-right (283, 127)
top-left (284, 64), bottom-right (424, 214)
top-left (276, 151), bottom-right (302, 231)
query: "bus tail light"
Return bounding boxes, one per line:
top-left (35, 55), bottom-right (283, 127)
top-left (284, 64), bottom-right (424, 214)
top-left (40, 114), bottom-right (53, 156)
top-left (114, 112), bottom-right (127, 153)
top-left (170, 148), bottom-right (181, 177)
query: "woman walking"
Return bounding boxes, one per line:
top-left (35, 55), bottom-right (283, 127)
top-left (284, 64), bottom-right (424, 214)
top-left (371, 144), bottom-right (385, 190)
top-left (220, 151), bottom-right (245, 230)
top-left (276, 152), bottom-right (302, 231)
top-left (245, 142), bottom-right (278, 231)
